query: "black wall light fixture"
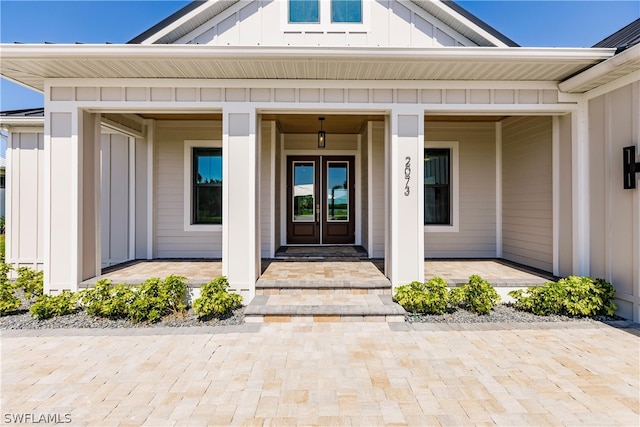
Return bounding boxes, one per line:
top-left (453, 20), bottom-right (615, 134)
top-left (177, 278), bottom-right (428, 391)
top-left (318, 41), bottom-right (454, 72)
top-left (318, 116), bottom-right (326, 149)
top-left (623, 145), bottom-right (640, 189)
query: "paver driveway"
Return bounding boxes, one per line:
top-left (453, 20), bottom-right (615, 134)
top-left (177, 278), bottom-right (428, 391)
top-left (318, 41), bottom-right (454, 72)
top-left (1, 322), bottom-right (638, 426)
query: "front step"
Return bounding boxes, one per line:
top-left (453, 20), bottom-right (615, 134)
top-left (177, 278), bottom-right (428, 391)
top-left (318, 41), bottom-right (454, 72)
top-left (244, 294), bottom-right (406, 323)
top-left (255, 278), bottom-right (392, 295)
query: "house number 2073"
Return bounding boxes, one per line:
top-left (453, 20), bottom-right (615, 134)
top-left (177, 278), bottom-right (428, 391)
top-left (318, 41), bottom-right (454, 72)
top-left (404, 156), bottom-right (411, 196)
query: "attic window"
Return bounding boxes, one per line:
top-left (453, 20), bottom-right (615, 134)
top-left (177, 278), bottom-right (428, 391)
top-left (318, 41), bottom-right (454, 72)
top-left (288, 0), bottom-right (363, 24)
top-left (332, 0), bottom-right (362, 23)
top-left (289, 0), bottom-right (319, 23)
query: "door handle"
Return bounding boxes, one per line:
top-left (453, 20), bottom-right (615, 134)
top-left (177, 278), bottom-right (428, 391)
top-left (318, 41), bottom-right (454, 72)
top-left (316, 204), bottom-right (320, 223)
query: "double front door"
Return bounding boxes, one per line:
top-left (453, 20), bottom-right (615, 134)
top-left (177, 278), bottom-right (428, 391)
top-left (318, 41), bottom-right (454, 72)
top-left (287, 156), bottom-right (355, 244)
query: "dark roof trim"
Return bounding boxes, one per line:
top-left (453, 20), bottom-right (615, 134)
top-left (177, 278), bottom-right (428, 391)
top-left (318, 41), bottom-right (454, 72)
top-left (128, 1), bottom-right (205, 44)
top-left (442, 1), bottom-right (519, 47)
top-left (593, 18), bottom-right (640, 50)
top-left (0, 108), bottom-right (44, 117)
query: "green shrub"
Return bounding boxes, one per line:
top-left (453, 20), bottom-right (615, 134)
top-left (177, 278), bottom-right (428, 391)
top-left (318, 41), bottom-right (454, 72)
top-left (80, 280), bottom-right (134, 319)
top-left (510, 276), bottom-right (616, 317)
top-left (193, 276), bottom-right (242, 319)
top-left (450, 275), bottom-right (501, 315)
top-left (393, 277), bottom-right (450, 314)
top-left (0, 261), bottom-right (19, 315)
top-left (29, 291), bottom-right (78, 320)
top-left (80, 275), bottom-right (188, 323)
top-left (15, 267), bottom-right (44, 300)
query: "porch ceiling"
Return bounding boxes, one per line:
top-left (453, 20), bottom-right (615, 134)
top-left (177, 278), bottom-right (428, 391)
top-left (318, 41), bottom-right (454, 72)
top-left (0, 44), bottom-right (614, 93)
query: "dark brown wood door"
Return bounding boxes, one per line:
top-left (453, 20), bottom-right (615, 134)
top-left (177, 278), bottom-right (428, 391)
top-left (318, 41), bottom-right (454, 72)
top-left (286, 156), bottom-right (355, 245)
top-left (322, 156), bottom-right (355, 244)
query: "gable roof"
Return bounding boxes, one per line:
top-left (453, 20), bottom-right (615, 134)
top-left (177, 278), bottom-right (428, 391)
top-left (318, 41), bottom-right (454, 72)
top-left (129, 0), bottom-right (517, 47)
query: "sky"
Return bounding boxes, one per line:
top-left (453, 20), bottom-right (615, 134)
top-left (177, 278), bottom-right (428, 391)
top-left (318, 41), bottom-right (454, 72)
top-left (0, 0), bottom-right (639, 111)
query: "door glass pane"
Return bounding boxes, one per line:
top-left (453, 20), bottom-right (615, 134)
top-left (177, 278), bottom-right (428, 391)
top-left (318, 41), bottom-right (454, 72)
top-left (327, 162), bottom-right (348, 221)
top-left (293, 162), bottom-right (315, 222)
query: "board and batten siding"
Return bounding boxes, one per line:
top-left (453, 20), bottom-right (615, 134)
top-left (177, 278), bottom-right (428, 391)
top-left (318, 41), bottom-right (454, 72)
top-left (502, 116), bottom-right (553, 272)
top-left (260, 121), bottom-right (274, 257)
top-left (7, 131), bottom-right (45, 270)
top-left (424, 122), bottom-right (496, 257)
top-left (360, 124), bottom-right (370, 253)
top-left (588, 82), bottom-right (639, 321)
top-left (370, 122), bottom-right (386, 258)
top-left (155, 120), bottom-right (223, 258)
top-left (101, 133), bottom-right (131, 267)
top-left (179, 0), bottom-right (477, 48)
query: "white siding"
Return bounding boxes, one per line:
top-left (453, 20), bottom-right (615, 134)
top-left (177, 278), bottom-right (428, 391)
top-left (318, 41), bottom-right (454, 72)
top-left (155, 120), bottom-right (223, 258)
top-left (588, 82), bottom-right (639, 321)
top-left (424, 122), bottom-right (496, 258)
top-left (7, 131), bottom-right (45, 270)
top-left (370, 122), bottom-right (385, 258)
top-left (260, 121), bottom-right (274, 257)
top-left (101, 134), bottom-right (131, 267)
top-left (274, 126), bottom-right (282, 250)
top-left (502, 116), bottom-right (553, 272)
top-left (360, 124), bottom-right (369, 253)
top-left (179, 0), bottom-right (478, 47)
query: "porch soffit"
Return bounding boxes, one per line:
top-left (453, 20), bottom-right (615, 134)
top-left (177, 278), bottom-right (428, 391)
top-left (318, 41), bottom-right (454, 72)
top-left (0, 45), bottom-right (614, 94)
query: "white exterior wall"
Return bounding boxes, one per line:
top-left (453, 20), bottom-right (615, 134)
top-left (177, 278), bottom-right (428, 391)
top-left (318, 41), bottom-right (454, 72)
top-left (424, 122), bottom-right (496, 258)
top-left (101, 133), bottom-right (131, 267)
top-left (501, 116), bottom-right (553, 272)
top-left (6, 131), bottom-right (45, 271)
top-left (588, 82), bottom-right (640, 321)
top-left (260, 121), bottom-right (274, 257)
top-left (370, 121), bottom-right (386, 258)
top-left (155, 120), bottom-right (223, 258)
top-left (179, 0), bottom-right (478, 47)
top-left (360, 124), bottom-right (369, 253)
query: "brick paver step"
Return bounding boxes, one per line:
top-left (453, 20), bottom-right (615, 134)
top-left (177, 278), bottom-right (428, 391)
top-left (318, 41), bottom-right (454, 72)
top-left (256, 278), bottom-right (392, 295)
top-left (244, 294), bottom-right (406, 323)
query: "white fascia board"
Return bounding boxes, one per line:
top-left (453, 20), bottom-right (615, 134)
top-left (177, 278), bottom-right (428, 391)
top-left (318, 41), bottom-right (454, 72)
top-left (0, 117), bottom-right (45, 128)
top-left (0, 43), bottom-right (615, 62)
top-left (559, 44), bottom-right (640, 93)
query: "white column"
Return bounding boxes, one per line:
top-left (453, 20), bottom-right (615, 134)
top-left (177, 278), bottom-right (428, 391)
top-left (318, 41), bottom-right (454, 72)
top-left (571, 101), bottom-right (590, 276)
top-left (44, 110), bottom-right (100, 293)
top-left (388, 108), bottom-right (425, 288)
top-left (222, 107), bottom-right (259, 301)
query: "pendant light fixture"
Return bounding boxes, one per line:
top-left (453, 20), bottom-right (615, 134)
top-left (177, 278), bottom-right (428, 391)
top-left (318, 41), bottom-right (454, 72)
top-left (318, 116), bottom-right (326, 149)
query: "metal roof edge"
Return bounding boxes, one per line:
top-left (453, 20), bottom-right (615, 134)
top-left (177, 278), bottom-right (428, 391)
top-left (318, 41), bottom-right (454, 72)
top-left (128, 1), bottom-right (207, 44)
top-left (440, 0), bottom-right (519, 47)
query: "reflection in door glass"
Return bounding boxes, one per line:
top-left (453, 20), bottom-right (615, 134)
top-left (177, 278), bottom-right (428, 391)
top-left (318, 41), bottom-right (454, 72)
top-left (293, 162), bottom-right (315, 222)
top-left (327, 162), bottom-right (348, 221)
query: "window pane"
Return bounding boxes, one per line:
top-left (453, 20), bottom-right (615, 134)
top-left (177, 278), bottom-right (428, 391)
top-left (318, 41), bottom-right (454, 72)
top-left (195, 186), bottom-right (222, 224)
top-left (424, 149), bottom-right (449, 186)
top-left (424, 187), bottom-right (450, 225)
top-left (332, 0), bottom-right (362, 23)
top-left (424, 149), bottom-right (450, 225)
top-left (193, 148), bottom-right (222, 224)
top-left (289, 0), bottom-right (319, 23)
top-left (327, 162), bottom-right (348, 221)
top-left (293, 162), bottom-right (315, 222)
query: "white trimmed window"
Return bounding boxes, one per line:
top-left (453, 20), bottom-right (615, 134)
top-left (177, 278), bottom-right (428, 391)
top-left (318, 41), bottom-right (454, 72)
top-left (283, 0), bottom-right (369, 31)
top-left (424, 141), bottom-right (459, 232)
top-left (183, 140), bottom-right (222, 231)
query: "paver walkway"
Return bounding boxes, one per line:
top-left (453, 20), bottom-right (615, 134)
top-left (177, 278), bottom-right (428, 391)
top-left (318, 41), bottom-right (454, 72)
top-left (2, 322), bottom-right (638, 426)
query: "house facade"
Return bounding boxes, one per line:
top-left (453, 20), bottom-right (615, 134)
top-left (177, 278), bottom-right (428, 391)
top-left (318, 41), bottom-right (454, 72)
top-left (1, 1), bottom-right (639, 320)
